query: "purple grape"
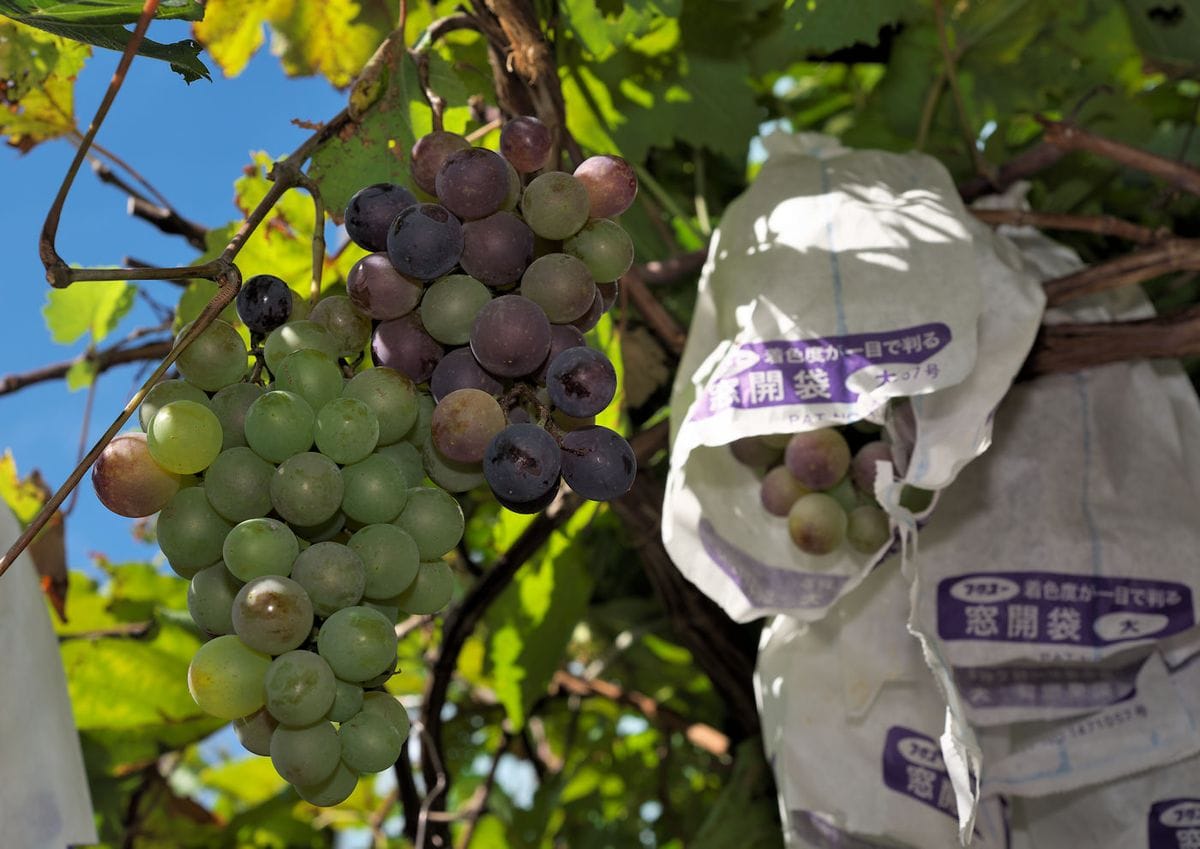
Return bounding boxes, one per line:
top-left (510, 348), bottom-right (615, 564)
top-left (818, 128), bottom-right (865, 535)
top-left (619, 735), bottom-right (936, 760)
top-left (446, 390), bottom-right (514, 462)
top-left (410, 131), bottom-right (470, 196)
top-left (573, 155), bottom-right (638, 218)
top-left (851, 440), bottom-right (894, 495)
top-left (435, 148), bottom-right (511, 221)
top-left (535, 324), bottom-right (587, 381)
top-left (237, 274), bottom-right (292, 335)
top-left (546, 347), bottom-right (616, 418)
top-left (372, 314), bottom-right (445, 383)
top-left (460, 211), bottom-right (534, 287)
top-left (500, 116), bottom-right (553, 173)
top-left (430, 348), bottom-right (503, 401)
top-left (785, 429), bottom-right (851, 491)
top-left (346, 254), bottom-right (422, 320)
top-left (597, 281), bottom-right (618, 312)
top-left (345, 183), bottom-right (417, 252)
top-left (559, 426), bottom-right (635, 501)
top-left (431, 388), bottom-right (508, 464)
top-left (496, 483), bottom-right (559, 514)
top-left (470, 295), bottom-right (551, 378)
top-left (483, 424), bottom-right (561, 505)
top-left (760, 466), bottom-right (810, 517)
top-left (386, 203), bottom-right (463, 281)
top-left (570, 287), bottom-right (603, 332)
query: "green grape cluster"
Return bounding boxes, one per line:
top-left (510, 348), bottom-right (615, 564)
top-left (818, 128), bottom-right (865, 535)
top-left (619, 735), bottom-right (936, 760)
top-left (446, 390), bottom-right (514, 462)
top-left (92, 297), bottom-right (465, 806)
top-left (731, 424), bottom-right (933, 557)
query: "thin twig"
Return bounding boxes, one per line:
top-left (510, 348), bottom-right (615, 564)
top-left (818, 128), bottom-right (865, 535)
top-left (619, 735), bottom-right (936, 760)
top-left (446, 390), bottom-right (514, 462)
top-left (454, 733), bottom-right (511, 849)
top-left (971, 209), bottom-right (1167, 244)
top-left (934, 0), bottom-right (991, 179)
top-left (415, 722), bottom-right (449, 849)
top-left (621, 266), bottom-right (686, 356)
top-left (63, 372), bottom-right (100, 516)
top-left (0, 339), bottom-right (172, 396)
top-left (639, 250), bottom-right (707, 285)
top-left (91, 160), bottom-right (207, 249)
top-left (1043, 238), bottom-right (1200, 305)
top-left (914, 71), bottom-right (946, 153)
top-left (957, 141), bottom-right (1065, 202)
top-left (1040, 118), bottom-right (1200, 198)
top-left (294, 173), bottom-right (326, 304)
top-left (1024, 304), bottom-right (1200, 376)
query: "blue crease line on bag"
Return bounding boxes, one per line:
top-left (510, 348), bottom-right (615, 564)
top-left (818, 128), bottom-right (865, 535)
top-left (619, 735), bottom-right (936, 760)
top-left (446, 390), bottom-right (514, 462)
top-left (818, 160), bottom-right (848, 336)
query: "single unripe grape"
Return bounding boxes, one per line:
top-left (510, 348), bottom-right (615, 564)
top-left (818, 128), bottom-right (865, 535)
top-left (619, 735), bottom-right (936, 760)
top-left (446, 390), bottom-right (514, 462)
top-left (787, 493), bottom-right (848, 556)
top-left (563, 218), bottom-right (634, 282)
top-left (290, 541), bottom-right (367, 617)
top-left (419, 274), bottom-right (492, 346)
top-left (422, 439), bottom-right (485, 493)
top-left (317, 606), bottom-right (398, 682)
top-left (348, 524), bottom-right (420, 600)
top-left (729, 436), bottom-right (782, 469)
top-left (146, 400), bottom-right (223, 474)
top-left (234, 707), bottom-right (277, 756)
top-left (310, 295), bottom-right (373, 359)
top-left (223, 517), bottom-right (299, 581)
top-left (360, 691), bottom-right (411, 739)
top-left (375, 441), bottom-right (425, 488)
top-left (851, 440), bottom-right (894, 495)
top-left (209, 382), bottom-right (264, 451)
top-left (264, 650), bottom-right (337, 726)
top-left (138, 379), bottom-right (209, 431)
top-left (273, 349), bottom-right (344, 414)
top-left (203, 447), bottom-right (275, 523)
top-left (826, 475), bottom-right (861, 514)
top-left (314, 397), bottom-right (379, 465)
top-left (175, 319), bottom-right (249, 391)
top-left (900, 486), bottom-right (935, 513)
top-left (784, 429), bottom-right (851, 491)
top-left (232, 575), bottom-right (314, 656)
top-left (388, 559), bottom-right (455, 615)
top-left (847, 505), bottom-right (891, 554)
top-left (263, 320), bottom-right (339, 374)
top-left (341, 454), bottom-right (408, 525)
top-left (570, 288), bottom-right (603, 333)
top-left (271, 452), bottom-right (344, 527)
top-left (522, 171), bottom-right (590, 240)
top-left (521, 253), bottom-right (596, 324)
top-left (342, 368), bottom-right (419, 446)
top-left (394, 487), bottom-right (464, 560)
top-left (327, 679), bottom-right (364, 723)
top-left (187, 563), bottom-right (242, 636)
top-left (237, 274), bottom-right (293, 335)
top-left (339, 711), bottom-right (403, 773)
top-left (187, 634), bottom-right (271, 720)
top-left (92, 432), bottom-right (182, 518)
top-left (403, 392), bottom-right (435, 448)
top-left (158, 486), bottom-right (233, 576)
top-left (760, 466), bottom-right (810, 517)
top-left (295, 762), bottom-right (358, 807)
top-left (270, 721), bottom-right (340, 786)
top-left (431, 388), bottom-right (507, 465)
top-left (244, 390), bottom-right (315, 463)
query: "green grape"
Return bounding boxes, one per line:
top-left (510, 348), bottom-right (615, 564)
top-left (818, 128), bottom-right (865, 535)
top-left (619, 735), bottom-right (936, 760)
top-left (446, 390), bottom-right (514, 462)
top-left (341, 454), bottom-right (408, 525)
top-left (421, 439), bottom-right (484, 493)
top-left (176, 319), bottom-right (249, 391)
top-left (563, 218), bottom-right (635, 282)
top-left (234, 707), bottom-right (277, 756)
top-left (374, 442), bottom-right (424, 488)
top-left (389, 560), bottom-right (455, 615)
top-left (244, 390), bottom-right (315, 463)
top-left (290, 542), bottom-right (366, 617)
top-left (263, 320), bottom-right (340, 374)
top-left (394, 487), bottom-right (464, 560)
top-left (146, 401), bottom-right (223, 475)
top-left (418, 274), bottom-right (492, 345)
top-left (158, 486), bottom-right (233, 577)
top-left (317, 606), bottom-right (398, 682)
top-left (265, 650), bottom-right (337, 726)
top-left (401, 393), bottom-right (434, 448)
top-left (342, 367), bottom-right (419, 447)
top-left (293, 511), bottom-right (347, 544)
top-left (294, 761), bottom-right (358, 807)
top-left (520, 171), bottom-right (590, 239)
top-left (187, 563), bottom-right (242, 636)
top-left (223, 517), bottom-right (299, 581)
top-left (361, 656), bottom-right (398, 688)
top-left (314, 398), bottom-right (379, 465)
top-left (288, 290), bottom-right (312, 323)
top-left (139, 379), bottom-right (209, 431)
top-left (328, 679), bottom-right (364, 722)
top-left (232, 575), bottom-right (315, 656)
top-left (360, 691), bottom-right (411, 739)
top-left (787, 493), bottom-right (848, 556)
top-left (209, 382), bottom-right (264, 451)
top-left (203, 447), bottom-right (275, 522)
top-left (274, 349), bottom-right (345, 414)
top-left (847, 505), bottom-right (891, 554)
top-left (900, 486), bottom-right (935, 513)
top-left (361, 599), bottom-right (400, 624)
top-left (310, 295), bottom-right (372, 359)
top-left (348, 524), bottom-right (419, 600)
top-left (187, 634), bottom-right (271, 720)
top-left (825, 475), bottom-right (861, 514)
top-left (338, 711), bottom-right (402, 773)
top-left (269, 720), bottom-right (340, 786)
top-left (271, 452), bottom-right (344, 527)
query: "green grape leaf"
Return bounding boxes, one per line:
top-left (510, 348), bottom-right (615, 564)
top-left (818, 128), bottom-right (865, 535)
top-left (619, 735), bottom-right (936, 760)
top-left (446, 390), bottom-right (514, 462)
top-left (1122, 0), bottom-right (1200, 74)
top-left (42, 279), bottom-right (135, 345)
top-left (560, 0), bottom-right (681, 60)
top-left (64, 358), bottom-right (96, 391)
top-left (485, 503), bottom-right (597, 729)
top-left (0, 449), bottom-right (45, 524)
top-left (200, 757), bottom-right (287, 810)
top-left (0, 0), bottom-right (210, 82)
top-left (0, 17), bottom-right (89, 149)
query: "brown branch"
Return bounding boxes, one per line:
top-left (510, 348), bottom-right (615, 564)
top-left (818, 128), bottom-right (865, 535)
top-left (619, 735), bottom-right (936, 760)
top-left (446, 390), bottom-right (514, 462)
top-left (639, 249), bottom-right (708, 286)
top-left (394, 751), bottom-right (422, 844)
top-left (92, 161), bottom-right (208, 249)
top-left (551, 671), bottom-right (730, 757)
top-left (1041, 119), bottom-right (1200, 198)
top-left (1044, 239), bottom-right (1200, 306)
top-left (957, 141), bottom-right (1065, 202)
top-left (0, 339), bottom-right (172, 396)
top-left (1024, 305), bottom-right (1200, 377)
top-left (971, 209), bottom-right (1166, 245)
top-left (622, 267), bottom-right (687, 356)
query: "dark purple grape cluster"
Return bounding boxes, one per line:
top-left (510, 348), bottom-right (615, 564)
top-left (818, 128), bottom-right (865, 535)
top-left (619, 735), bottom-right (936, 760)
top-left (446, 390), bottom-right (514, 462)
top-left (341, 116), bottom-right (638, 512)
top-left (731, 425), bottom-right (931, 556)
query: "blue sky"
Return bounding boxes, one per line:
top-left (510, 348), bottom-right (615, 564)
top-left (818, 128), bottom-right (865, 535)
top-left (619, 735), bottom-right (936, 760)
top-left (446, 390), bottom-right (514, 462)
top-left (0, 23), bottom-right (346, 575)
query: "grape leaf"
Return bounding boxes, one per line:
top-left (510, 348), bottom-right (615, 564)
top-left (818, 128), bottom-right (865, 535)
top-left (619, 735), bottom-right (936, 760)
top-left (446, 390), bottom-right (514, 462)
top-left (189, 0), bottom-right (268, 79)
top-left (0, 17), bottom-right (89, 149)
top-left (1122, 0), bottom-right (1200, 74)
top-left (0, 449), bottom-right (44, 524)
top-left (0, 0), bottom-right (210, 82)
top-left (42, 279), bottom-right (135, 345)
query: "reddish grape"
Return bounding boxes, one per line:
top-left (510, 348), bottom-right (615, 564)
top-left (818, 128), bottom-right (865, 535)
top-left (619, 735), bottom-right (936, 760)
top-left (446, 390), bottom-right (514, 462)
top-left (347, 253), bottom-right (423, 320)
top-left (785, 429), bottom-right (851, 491)
top-left (500, 116), bottom-right (553, 173)
top-left (410, 131), bottom-right (469, 195)
top-left (372, 314), bottom-right (445, 384)
top-left (573, 155), bottom-right (638, 218)
top-left (469, 295), bottom-right (551, 378)
top-left (460, 211), bottom-right (534, 287)
top-left (435, 148), bottom-right (510, 221)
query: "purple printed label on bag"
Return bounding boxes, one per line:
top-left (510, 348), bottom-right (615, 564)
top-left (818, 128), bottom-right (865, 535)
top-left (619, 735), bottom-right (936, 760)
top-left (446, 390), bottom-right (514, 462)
top-left (952, 659), bottom-right (1142, 710)
top-left (881, 726), bottom-right (958, 819)
top-left (788, 810), bottom-right (896, 849)
top-left (1148, 799), bottom-right (1200, 848)
top-left (936, 572), bottom-right (1194, 647)
top-left (688, 323), bottom-right (952, 421)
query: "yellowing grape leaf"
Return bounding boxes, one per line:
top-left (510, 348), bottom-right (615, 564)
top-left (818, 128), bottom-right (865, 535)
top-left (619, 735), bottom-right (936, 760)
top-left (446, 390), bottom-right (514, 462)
top-left (0, 17), bottom-right (89, 149)
top-left (0, 449), bottom-right (45, 524)
top-left (42, 278), bottom-right (134, 344)
top-left (190, 0), bottom-right (272, 78)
